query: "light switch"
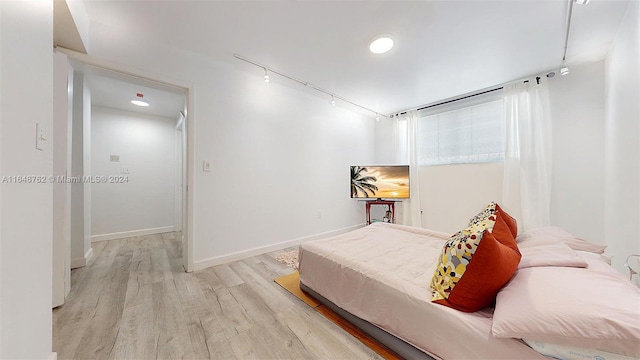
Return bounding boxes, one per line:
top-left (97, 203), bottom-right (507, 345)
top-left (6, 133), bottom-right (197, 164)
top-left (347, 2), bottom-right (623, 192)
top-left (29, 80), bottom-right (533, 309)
top-left (203, 161), bottom-right (212, 172)
top-left (36, 123), bottom-right (46, 151)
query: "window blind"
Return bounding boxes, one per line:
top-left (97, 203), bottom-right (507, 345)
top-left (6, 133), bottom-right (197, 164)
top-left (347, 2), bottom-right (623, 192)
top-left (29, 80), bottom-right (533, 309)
top-left (417, 98), bottom-right (505, 166)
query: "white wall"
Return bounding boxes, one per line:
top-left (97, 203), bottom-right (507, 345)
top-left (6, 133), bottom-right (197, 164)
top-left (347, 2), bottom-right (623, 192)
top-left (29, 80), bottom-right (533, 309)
top-left (0, 1), bottom-right (54, 358)
top-left (604, 0), bottom-right (640, 274)
top-left (88, 23), bottom-right (374, 269)
top-left (548, 61), bottom-right (606, 244)
top-left (91, 106), bottom-right (176, 239)
top-left (419, 163), bottom-right (504, 233)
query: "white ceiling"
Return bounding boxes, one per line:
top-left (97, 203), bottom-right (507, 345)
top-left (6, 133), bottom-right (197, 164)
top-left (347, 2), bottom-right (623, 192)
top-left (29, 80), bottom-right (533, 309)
top-left (81, 0), bottom-right (630, 116)
top-left (88, 74), bottom-right (185, 119)
top-left (70, 60), bottom-right (186, 119)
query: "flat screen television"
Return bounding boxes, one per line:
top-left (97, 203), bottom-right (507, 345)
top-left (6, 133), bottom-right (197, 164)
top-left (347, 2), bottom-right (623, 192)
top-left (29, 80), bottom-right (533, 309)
top-left (350, 165), bottom-right (410, 199)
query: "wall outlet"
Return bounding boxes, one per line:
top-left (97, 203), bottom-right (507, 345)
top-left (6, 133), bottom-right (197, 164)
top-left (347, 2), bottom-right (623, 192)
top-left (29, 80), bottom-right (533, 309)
top-left (203, 161), bottom-right (212, 172)
top-left (110, 155), bottom-right (120, 162)
top-left (121, 167), bottom-right (130, 174)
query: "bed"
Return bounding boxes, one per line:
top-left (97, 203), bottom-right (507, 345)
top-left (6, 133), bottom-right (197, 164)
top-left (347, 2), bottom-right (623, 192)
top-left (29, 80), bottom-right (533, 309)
top-left (299, 220), bottom-right (640, 360)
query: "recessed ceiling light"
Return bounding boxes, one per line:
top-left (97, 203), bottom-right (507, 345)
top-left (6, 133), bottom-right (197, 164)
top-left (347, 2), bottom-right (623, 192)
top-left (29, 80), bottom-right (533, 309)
top-left (574, 0), bottom-right (590, 4)
top-left (369, 36), bottom-right (394, 54)
top-left (131, 100), bottom-right (149, 107)
top-left (131, 92), bottom-right (149, 107)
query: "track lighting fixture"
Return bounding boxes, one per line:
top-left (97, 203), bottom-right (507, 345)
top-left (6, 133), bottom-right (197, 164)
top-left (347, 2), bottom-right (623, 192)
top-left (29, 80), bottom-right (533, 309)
top-left (559, 0), bottom-right (579, 78)
top-left (263, 68), bottom-right (270, 83)
top-left (234, 54), bottom-right (386, 121)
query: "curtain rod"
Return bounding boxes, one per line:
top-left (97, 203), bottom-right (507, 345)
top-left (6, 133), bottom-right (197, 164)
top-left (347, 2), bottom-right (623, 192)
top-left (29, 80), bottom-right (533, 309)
top-left (417, 87), bottom-right (503, 112)
top-left (233, 54), bottom-right (386, 119)
top-left (389, 72), bottom-right (551, 118)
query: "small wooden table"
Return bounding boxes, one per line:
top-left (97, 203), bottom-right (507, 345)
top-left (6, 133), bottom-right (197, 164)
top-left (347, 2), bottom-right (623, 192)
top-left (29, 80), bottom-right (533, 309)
top-left (364, 200), bottom-right (396, 225)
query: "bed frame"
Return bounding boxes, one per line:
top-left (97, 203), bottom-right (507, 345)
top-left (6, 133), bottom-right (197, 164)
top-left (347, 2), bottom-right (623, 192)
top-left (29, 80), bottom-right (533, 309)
top-left (300, 282), bottom-right (435, 360)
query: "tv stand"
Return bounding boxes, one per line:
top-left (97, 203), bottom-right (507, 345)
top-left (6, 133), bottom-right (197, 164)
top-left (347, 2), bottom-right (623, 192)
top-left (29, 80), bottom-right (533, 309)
top-left (365, 200), bottom-right (397, 225)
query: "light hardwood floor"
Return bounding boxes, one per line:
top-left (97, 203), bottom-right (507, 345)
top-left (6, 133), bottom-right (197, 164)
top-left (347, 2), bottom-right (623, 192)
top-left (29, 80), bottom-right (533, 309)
top-left (53, 232), bottom-right (382, 360)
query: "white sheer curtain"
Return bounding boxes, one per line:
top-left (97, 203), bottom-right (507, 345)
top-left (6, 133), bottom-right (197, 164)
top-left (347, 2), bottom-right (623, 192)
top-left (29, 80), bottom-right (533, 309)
top-left (395, 110), bottom-right (423, 227)
top-left (502, 80), bottom-right (552, 232)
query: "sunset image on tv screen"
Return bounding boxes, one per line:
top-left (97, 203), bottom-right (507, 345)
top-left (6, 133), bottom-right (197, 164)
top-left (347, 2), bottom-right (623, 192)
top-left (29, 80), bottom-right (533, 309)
top-left (350, 166), bottom-right (410, 199)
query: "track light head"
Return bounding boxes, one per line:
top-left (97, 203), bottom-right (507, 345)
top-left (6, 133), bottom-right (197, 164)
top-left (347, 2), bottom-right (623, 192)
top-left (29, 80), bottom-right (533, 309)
top-left (263, 68), bottom-right (270, 83)
top-left (330, 95), bottom-right (336, 106)
top-left (560, 67), bottom-right (570, 76)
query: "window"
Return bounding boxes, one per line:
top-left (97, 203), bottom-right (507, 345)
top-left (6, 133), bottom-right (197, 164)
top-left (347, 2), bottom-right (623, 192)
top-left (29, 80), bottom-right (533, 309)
top-left (417, 93), bottom-right (505, 166)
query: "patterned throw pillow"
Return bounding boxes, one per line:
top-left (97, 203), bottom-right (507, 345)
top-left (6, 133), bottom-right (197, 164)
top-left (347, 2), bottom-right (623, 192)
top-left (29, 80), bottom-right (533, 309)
top-left (430, 202), bottom-right (521, 312)
top-left (468, 201), bottom-right (518, 239)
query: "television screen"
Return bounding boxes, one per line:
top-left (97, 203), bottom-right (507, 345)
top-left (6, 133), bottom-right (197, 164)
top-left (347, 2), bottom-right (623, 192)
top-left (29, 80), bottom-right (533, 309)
top-left (350, 165), bottom-right (410, 199)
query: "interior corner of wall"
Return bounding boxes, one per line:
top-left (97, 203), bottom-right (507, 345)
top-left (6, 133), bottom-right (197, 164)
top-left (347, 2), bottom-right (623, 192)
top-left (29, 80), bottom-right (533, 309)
top-left (65, 0), bottom-right (91, 53)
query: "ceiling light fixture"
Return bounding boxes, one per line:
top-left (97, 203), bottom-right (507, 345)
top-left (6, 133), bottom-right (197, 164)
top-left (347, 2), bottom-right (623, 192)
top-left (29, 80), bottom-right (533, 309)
top-left (263, 68), bottom-right (270, 83)
top-left (131, 93), bottom-right (149, 107)
top-left (559, 0), bottom-right (577, 77)
top-left (369, 35), bottom-right (394, 54)
top-left (233, 54), bottom-right (386, 121)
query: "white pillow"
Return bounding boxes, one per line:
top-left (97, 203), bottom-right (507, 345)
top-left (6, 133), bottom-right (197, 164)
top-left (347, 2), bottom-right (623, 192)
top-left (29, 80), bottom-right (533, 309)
top-left (518, 242), bottom-right (588, 269)
top-left (517, 226), bottom-right (607, 254)
top-left (492, 253), bottom-right (640, 357)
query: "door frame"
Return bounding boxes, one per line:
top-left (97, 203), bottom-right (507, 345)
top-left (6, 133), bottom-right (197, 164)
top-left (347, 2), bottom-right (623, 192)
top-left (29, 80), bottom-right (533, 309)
top-left (54, 46), bottom-right (196, 274)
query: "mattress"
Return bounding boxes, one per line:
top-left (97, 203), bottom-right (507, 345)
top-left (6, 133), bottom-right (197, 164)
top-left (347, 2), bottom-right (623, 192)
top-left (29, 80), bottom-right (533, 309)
top-left (299, 222), bottom-right (545, 360)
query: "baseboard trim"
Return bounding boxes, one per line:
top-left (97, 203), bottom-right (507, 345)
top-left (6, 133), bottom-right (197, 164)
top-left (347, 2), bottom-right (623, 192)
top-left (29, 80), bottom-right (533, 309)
top-left (91, 226), bottom-right (175, 242)
top-left (70, 257), bottom-right (85, 269)
top-left (49, 352), bottom-right (58, 360)
top-left (70, 247), bottom-right (94, 269)
top-left (193, 224), bottom-right (365, 271)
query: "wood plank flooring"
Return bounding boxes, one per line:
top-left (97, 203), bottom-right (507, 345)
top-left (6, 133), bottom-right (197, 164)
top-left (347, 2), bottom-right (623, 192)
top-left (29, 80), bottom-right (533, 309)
top-left (53, 233), bottom-right (382, 360)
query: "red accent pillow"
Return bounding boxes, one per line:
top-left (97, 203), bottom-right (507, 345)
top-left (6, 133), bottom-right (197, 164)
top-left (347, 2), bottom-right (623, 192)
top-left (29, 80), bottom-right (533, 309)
top-left (431, 202), bottom-right (521, 312)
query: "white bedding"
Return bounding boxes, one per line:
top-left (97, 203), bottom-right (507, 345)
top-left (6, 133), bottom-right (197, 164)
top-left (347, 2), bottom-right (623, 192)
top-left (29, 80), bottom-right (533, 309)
top-left (299, 222), bottom-right (545, 359)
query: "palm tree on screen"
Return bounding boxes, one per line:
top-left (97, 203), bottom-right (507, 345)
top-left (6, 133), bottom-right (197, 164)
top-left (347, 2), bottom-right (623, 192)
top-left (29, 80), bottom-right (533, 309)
top-left (351, 166), bottom-right (378, 198)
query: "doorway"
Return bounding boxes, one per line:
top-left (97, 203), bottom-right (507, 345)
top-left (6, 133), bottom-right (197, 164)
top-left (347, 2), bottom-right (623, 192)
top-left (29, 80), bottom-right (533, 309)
top-left (52, 49), bottom-right (194, 307)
